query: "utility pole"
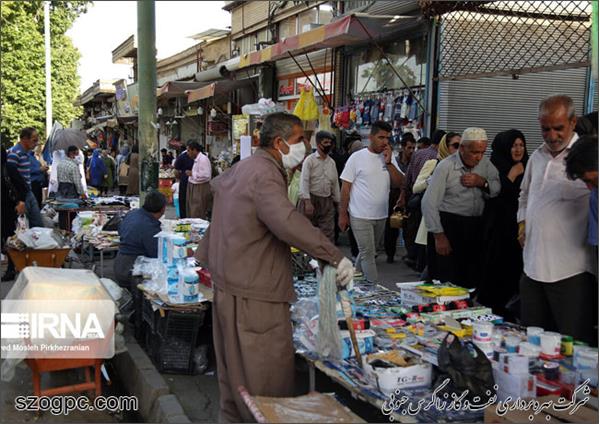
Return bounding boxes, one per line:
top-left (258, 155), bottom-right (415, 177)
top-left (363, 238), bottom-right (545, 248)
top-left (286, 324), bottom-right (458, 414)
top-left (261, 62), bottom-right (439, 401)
top-left (44, 1), bottom-right (52, 138)
top-left (137, 0), bottom-right (158, 200)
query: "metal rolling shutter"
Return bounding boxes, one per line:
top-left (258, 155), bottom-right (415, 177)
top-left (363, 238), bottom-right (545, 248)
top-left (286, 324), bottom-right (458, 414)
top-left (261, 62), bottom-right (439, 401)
top-left (437, 67), bottom-right (588, 155)
top-left (275, 49), bottom-right (330, 77)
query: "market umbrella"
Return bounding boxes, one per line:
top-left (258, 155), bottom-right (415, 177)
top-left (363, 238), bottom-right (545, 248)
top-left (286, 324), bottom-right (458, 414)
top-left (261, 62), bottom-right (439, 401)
top-left (49, 128), bottom-right (91, 153)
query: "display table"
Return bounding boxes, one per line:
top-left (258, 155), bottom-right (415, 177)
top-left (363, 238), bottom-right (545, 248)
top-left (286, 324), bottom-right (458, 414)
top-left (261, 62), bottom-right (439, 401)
top-left (53, 204), bottom-right (129, 232)
top-left (80, 232), bottom-right (120, 278)
top-left (298, 352), bottom-right (415, 423)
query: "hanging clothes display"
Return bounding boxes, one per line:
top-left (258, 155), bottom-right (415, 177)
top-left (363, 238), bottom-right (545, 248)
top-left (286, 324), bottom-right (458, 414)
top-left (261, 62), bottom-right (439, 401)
top-left (293, 85), bottom-right (319, 121)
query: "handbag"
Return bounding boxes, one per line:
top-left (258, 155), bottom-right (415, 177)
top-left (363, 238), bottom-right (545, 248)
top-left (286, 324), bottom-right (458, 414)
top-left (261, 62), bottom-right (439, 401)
top-left (406, 192), bottom-right (424, 212)
top-left (389, 207), bottom-right (407, 229)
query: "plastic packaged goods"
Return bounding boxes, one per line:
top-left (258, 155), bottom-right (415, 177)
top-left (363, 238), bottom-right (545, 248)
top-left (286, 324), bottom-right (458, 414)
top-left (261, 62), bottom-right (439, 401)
top-left (180, 267), bottom-right (199, 303)
top-left (167, 266), bottom-right (179, 303)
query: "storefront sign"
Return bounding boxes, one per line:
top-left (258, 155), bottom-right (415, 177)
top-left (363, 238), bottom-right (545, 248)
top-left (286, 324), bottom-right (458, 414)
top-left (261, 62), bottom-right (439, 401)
top-left (279, 84), bottom-right (295, 97)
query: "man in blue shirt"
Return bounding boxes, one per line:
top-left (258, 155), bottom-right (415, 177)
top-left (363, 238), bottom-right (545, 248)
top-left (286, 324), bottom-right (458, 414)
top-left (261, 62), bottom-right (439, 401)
top-left (29, 149), bottom-right (48, 208)
top-left (7, 128), bottom-right (43, 227)
top-left (114, 191), bottom-right (166, 290)
top-left (565, 135), bottom-right (598, 276)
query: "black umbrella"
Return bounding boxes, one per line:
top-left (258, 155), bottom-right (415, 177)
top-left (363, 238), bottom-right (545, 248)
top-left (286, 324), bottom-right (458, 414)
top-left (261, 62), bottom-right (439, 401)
top-left (49, 128), bottom-right (90, 153)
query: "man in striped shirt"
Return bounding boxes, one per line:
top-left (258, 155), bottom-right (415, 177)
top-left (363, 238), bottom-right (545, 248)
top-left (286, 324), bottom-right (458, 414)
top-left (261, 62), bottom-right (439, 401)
top-left (7, 127), bottom-right (43, 227)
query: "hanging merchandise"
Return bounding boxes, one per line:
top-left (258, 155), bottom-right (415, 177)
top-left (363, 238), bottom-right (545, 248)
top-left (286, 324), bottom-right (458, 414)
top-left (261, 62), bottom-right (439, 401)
top-left (370, 95), bottom-right (380, 124)
top-left (333, 106), bottom-right (350, 130)
top-left (293, 85), bottom-right (319, 122)
top-left (384, 93), bottom-right (394, 122)
top-left (355, 99), bottom-right (363, 127)
top-left (400, 90), bottom-right (410, 120)
top-left (319, 105), bottom-right (333, 132)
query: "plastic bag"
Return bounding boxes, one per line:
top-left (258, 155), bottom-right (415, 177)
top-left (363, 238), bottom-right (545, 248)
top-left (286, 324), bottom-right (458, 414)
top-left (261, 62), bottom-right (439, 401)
top-left (293, 86), bottom-right (318, 121)
top-left (16, 227), bottom-right (61, 249)
top-left (16, 215), bottom-right (29, 233)
top-left (434, 333), bottom-right (496, 402)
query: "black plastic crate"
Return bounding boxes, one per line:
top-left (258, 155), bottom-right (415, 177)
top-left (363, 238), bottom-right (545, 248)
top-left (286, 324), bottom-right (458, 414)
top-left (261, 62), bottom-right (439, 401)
top-left (146, 309), bottom-right (205, 375)
top-left (142, 296), bottom-right (157, 330)
top-left (133, 287), bottom-right (145, 346)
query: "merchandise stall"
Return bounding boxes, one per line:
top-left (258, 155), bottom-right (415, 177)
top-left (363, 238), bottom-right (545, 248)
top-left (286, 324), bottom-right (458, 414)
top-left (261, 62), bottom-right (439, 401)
top-left (186, 78), bottom-right (257, 165)
top-left (128, 218), bottom-right (213, 375)
top-left (46, 195), bottom-right (135, 232)
top-left (290, 269), bottom-right (599, 422)
top-left (337, 21), bottom-right (430, 151)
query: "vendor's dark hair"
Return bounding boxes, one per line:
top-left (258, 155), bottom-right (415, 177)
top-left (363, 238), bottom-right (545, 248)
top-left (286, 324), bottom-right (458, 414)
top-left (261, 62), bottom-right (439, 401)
top-left (401, 132), bottom-right (416, 144)
top-left (565, 135), bottom-right (598, 181)
top-left (260, 112), bottom-right (303, 148)
top-left (417, 137), bottom-right (431, 147)
top-left (316, 131), bottom-right (334, 144)
top-left (161, 148), bottom-right (167, 153)
top-left (20, 127), bottom-right (37, 140)
top-left (143, 190), bottom-right (167, 213)
top-left (446, 131), bottom-right (461, 141)
top-left (188, 141), bottom-right (202, 152)
top-left (67, 145), bottom-right (79, 154)
top-left (370, 121), bottom-right (392, 135)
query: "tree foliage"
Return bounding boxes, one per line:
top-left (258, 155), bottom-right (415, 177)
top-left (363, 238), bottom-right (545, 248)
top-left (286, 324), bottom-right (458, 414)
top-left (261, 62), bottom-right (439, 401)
top-left (1, 1), bottom-right (89, 143)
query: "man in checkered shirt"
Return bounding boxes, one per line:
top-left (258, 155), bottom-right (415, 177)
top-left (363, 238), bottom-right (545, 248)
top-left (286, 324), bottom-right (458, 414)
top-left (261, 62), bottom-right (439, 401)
top-left (56, 145), bottom-right (86, 198)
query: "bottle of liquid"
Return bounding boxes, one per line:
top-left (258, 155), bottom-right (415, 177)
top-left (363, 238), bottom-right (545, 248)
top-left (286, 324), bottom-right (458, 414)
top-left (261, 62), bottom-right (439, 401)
top-left (167, 266), bottom-right (180, 303)
top-left (180, 268), bottom-right (199, 303)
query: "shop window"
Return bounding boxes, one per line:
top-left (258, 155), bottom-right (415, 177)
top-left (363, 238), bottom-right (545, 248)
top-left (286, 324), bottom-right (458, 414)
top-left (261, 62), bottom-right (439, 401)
top-left (317, 4), bottom-right (333, 25)
top-left (298, 8), bottom-right (318, 33)
top-left (350, 35), bottom-right (428, 94)
top-left (279, 16), bottom-right (297, 40)
top-left (240, 35), bottom-right (255, 55)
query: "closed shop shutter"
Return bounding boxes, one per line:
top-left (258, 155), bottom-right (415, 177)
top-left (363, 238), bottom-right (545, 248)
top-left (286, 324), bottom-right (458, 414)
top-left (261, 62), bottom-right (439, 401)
top-left (231, 6), bottom-right (243, 36)
top-left (243, 1), bottom-right (269, 30)
top-left (437, 67), bottom-right (588, 155)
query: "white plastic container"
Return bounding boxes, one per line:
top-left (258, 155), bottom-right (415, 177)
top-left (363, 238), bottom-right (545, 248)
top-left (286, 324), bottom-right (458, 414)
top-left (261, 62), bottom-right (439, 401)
top-left (540, 332), bottom-right (561, 357)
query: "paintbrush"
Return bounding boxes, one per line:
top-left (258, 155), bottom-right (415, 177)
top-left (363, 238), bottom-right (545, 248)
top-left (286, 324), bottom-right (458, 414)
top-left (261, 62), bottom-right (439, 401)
top-left (338, 289), bottom-right (362, 367)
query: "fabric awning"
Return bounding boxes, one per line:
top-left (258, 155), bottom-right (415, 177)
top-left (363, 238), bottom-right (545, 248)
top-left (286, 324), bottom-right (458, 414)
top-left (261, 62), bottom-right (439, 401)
top-left (186, 78), bottom-right (255, 103)
top-left (238, 13), bottom-right (419, 69)
top-left (157, 81), bottom-right (207, 99)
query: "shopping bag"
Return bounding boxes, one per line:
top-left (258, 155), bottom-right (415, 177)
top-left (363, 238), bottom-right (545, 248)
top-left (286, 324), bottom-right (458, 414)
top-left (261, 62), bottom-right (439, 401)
top-left (16, 215), bottom-right (29, 233)
top-left (434, 333), bottom-right (496, 402)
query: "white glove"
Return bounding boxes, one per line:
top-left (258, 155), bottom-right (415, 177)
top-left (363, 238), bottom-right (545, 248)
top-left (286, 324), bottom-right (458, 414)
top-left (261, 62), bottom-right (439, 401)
top-left (336, 257), bottom-right (354, 287)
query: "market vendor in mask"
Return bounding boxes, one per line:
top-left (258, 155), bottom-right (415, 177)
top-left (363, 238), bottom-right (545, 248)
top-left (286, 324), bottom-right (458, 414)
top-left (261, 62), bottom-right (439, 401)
top-left (114, 191), bottom-right (166, 291)
top-left (195, 112), bottom-right (354, 423)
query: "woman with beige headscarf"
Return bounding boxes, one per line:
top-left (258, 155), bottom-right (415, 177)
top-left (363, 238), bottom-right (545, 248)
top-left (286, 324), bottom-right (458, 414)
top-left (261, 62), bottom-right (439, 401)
top-left (412, 132), bottom-right (462, 258)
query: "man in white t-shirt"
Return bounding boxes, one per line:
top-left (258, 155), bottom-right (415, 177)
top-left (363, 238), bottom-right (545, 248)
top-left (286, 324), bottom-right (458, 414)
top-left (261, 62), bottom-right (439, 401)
top-left (339, 121), bottom-right (405, 282)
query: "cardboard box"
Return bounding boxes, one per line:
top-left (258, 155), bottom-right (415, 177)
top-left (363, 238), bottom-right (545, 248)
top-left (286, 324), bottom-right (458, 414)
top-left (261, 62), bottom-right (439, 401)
top-left (363, 353), bottom-right (432, 395)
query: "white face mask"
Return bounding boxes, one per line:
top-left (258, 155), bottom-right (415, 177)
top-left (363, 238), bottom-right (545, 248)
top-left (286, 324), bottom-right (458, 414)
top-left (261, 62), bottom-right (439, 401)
top-left (280, 139), bottom-right (306, 170)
